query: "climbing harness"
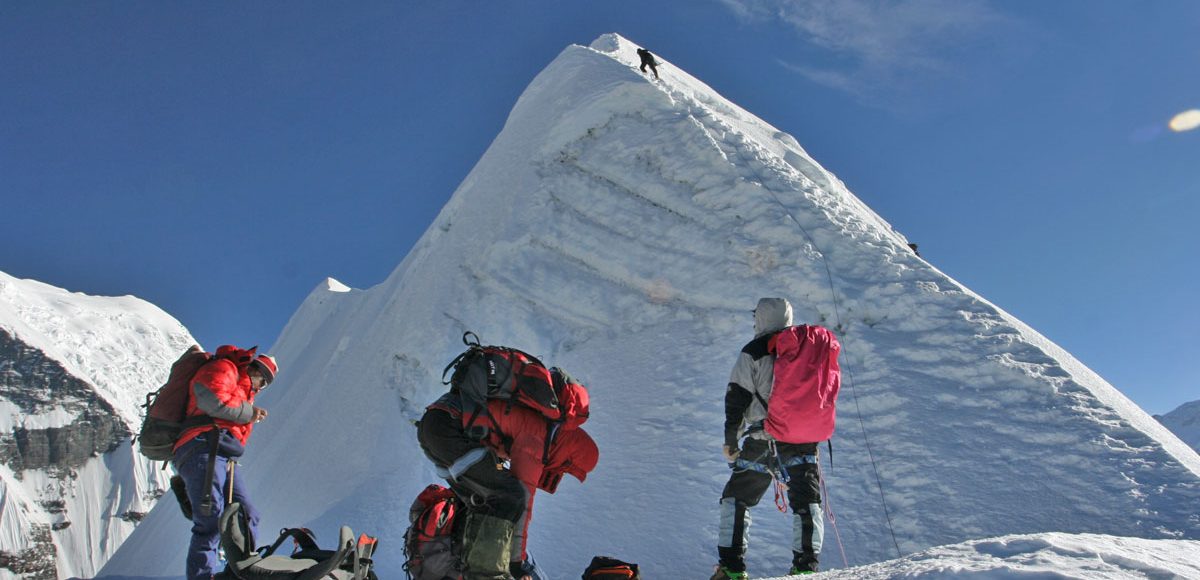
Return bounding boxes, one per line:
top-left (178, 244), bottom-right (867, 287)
top-left (730, 441), bottom-right (821, 513)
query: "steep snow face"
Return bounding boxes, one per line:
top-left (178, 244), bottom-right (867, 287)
top-left (1158, 400), bottom-right (1200, 452)
top-left (100, 34), bottom-right (1200, 579)
top-left (0, 270), bottom-right (195, 578)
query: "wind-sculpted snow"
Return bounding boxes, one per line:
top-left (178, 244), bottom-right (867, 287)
top-left (101, 34), bottom-right (1200, 579)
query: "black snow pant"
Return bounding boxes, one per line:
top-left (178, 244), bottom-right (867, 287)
top-left (717, 439), bottom-right (823, 573)
top-left (417, 406), bottom-right (526, 522)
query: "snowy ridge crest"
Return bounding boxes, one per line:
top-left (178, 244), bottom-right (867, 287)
top-left (0, 271), bottom-right (195, 426)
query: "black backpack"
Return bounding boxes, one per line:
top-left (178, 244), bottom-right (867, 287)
top-left (441, 332), bottom-right (562, 440)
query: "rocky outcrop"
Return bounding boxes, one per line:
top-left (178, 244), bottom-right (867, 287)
top-left (9, 413), bottom-right (128, 472)
top-left (1, 329), bottom-right (129, 471)
top-left (0, 329), bottom-right (134, 578)
top-left (0, 525), bottom-right (56, 580)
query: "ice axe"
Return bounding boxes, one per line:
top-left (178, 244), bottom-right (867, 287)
top-left (226, 460), bottom-right (237, 507)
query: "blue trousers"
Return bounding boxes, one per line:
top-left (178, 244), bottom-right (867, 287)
top-left (174, 435), bottom-right (259, 580)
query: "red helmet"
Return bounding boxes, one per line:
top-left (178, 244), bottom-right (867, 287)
top-left (251, 354), bottom-right (279, 384)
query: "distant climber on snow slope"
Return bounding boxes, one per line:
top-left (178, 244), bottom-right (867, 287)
top-left (637, 48), bottom-right (660, 79)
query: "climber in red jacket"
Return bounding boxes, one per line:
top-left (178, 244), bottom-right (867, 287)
top-left (173, 345), bottom-right (279, 580)
top-left (419, 368), bottom-right (598, 580)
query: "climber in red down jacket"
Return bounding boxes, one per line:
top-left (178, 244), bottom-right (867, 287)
top-left (173, 344), bottom-right (278, 580)
top-left (419, 367), bottom-right (598, 580)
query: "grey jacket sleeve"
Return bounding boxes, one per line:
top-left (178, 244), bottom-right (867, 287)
top-left (191, 381), bottom-right (255, 424)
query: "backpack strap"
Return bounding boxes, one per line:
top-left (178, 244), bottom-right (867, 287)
top-left (261, 527), bottom-right (320, 557)
top-left (169, 417), bottom-right (216, 467)
top-left (352, 533), bottom-right (378, 579)
top-left (197, 432), bottom-right (222, 517)
top-left (288, 527), bottom-right (356, 580)
top-left (441, 349), bottom-right (472, 385)
top-left (462, 403), bottom-right (504, 441)
top-left (542, 421), bottom-right (562, 465)
top-left (169, 474), bottom-right (192, 520)
top-left (441, 332), bottom-right (484, 384)
top-left (752, 328), bottom-right (785, 413)
top-left (735, 390), bottom-right (769, 439)
top-left (752, 390), bottom-right (770, 411)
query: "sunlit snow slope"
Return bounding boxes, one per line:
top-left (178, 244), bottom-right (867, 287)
top-left (101, 34), bottom-right (1200, 579)
top-left (0, 271), bottom-right (195, 578)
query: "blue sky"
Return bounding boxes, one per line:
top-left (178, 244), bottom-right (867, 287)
top-left (1, 1), bottom-right (1196, 414)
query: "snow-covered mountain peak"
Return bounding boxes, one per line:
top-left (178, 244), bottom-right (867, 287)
top-left (0, 270), bottom-right (196, 577)
top-left (324, 277), bottom-right (352, 293)
top-left (102, 34), bottom-right (1200, 579)
top-left (0, 271), bottom-right (194, 427)
top-left (588, 32), bottom-right (621, 53)
top-left (1158, 399), bottom-right (1200, 453)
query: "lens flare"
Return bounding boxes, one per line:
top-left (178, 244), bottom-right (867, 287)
top-left (1169, 109), bottom-right (1200, 132)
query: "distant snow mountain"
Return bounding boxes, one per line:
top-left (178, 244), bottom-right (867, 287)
top-left (0, 270), bottom-right (195, 578)
top-left (1157, 400), bottom-right (1200, 453)
top-left (100, 34), bottom-right (1200, 579)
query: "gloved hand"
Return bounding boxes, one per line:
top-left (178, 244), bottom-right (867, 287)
top-left (510, 558), bottom-right (537, 580)
top-left (723, 445), bottom-right (741, 462)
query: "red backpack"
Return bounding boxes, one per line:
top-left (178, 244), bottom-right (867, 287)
top-left (582, 556), bottom-right (640, 579)
top-left (136, 345), bottom-right (216, 460)
top-left (764, 325), bottom-right (841, 444)
top-left (403, 484), bottom-right (463, 580)
top-left (441, 332), bottom-right (563, 439)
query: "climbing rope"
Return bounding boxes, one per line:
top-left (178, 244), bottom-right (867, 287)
top-left (769, 441), bottom-right (791, 512)
top-left (761, 186), bottom-right (905, 559)
top-left (819, 461), bottom-right (850, 568)
top-left (773, 478), bottom-right (790, 513)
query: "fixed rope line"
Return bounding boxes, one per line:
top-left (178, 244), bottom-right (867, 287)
top-left (763, 187), bottom-right (904, 559)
